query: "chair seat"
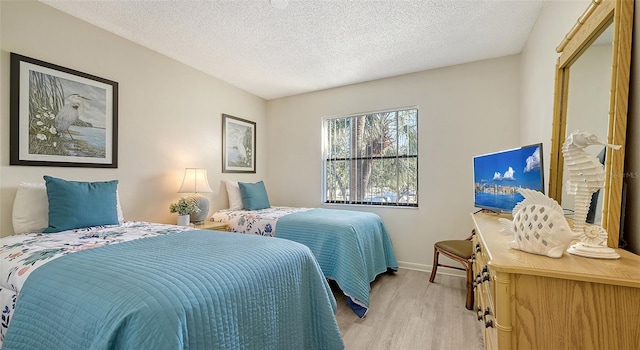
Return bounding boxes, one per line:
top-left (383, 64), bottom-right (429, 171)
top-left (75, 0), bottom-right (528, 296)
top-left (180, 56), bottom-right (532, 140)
top-left (430, 235), bottom-right (475, 310)
top-left (434, 240), bottom-right (473, 260)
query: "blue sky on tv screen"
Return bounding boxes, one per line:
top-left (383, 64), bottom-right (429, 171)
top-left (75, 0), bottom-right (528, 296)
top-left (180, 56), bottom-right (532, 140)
top-left (473, 145), bottom-right (543, 191)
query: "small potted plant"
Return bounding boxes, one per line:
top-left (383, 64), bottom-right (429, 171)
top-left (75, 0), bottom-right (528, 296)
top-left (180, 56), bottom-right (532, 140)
top-left (169, 197), bottom-right (201, 226)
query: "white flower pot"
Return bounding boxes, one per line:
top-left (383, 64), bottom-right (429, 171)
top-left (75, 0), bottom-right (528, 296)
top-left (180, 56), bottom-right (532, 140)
top-left (177, 214), bottom-right (190, 226)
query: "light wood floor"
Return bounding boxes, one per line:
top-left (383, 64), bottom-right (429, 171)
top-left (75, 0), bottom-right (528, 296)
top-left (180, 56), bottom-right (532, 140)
top-left (333, 268), bottom-right (483, 350)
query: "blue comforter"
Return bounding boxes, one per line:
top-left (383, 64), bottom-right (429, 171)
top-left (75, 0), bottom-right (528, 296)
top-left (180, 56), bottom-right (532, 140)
top-left (277, 208), bottom-right (398, 317)
top-left (3, 230), bottom-right (344, 350)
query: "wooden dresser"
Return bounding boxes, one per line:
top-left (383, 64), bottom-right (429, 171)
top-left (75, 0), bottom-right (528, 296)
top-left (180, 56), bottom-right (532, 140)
top-left (471, 212), bottom-right (640, 350)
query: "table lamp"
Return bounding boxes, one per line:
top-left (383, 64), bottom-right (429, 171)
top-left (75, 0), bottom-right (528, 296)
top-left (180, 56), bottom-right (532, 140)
top-left (178, 168), bottom-right (213, 224)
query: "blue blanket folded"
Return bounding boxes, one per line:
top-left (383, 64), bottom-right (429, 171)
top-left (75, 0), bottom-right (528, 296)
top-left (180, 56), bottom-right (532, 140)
top-left (3, 230), bottom-right (344, 350)
top-left (277, 208), bottom-right (398, 317)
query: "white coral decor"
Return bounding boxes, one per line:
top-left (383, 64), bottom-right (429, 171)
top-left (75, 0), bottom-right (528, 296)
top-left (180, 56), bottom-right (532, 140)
top-left (499, 189), bottom-right (578, 258)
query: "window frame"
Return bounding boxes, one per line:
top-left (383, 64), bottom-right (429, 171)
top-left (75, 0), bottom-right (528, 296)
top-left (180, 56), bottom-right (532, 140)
top-left (321, 106), bottom-right (419, 208)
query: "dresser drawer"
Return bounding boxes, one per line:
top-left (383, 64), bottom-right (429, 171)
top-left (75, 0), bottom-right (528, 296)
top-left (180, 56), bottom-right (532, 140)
top-left (472, 234), bottom-right (497, 349)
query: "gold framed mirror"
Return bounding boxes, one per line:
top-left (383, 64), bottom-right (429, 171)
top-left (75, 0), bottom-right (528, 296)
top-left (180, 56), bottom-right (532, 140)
top-left (548, 0), bottom-right (634, 248)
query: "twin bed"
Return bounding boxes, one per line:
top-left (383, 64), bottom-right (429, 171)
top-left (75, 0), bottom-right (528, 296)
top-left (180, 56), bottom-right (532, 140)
top-left (1, 178), bottom-right (399, 349)
top-left (0, 222), bottom-right (344, 350)
top-left (210, 206), bottom-right (399, 317)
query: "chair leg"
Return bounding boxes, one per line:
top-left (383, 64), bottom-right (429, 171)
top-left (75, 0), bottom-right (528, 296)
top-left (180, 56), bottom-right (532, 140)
top-left (429, 246), bottom-right (439, 283)
top-left (465, 261), bottom-right (474, 310)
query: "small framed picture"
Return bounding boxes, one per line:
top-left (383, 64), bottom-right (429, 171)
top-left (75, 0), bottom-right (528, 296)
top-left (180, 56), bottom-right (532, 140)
top-left (222, 114), bottom-right (256, 173)
top-left (10, 53), bottom-right (118, 168)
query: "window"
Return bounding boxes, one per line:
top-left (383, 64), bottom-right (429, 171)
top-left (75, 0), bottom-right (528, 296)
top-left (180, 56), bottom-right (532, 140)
top-left (323, 107), bottom-right (418, 207)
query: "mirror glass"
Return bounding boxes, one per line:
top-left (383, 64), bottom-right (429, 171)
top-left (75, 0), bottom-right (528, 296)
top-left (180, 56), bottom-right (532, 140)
top-left (561, 26), bottom-right (613, 225)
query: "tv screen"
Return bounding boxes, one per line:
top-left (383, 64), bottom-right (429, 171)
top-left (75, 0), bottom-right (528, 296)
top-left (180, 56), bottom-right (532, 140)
top-left (473, 143), bottom-right (544, 213)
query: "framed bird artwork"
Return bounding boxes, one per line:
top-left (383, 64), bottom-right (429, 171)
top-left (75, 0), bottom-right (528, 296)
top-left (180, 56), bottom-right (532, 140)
top-left (222, 114), bottom-right (256, 173)
top-left (9, 53), bottom-right (118, 168)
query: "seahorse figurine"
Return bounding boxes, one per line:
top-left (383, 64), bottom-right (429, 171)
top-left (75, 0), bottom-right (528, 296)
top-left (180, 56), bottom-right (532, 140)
top-left (562, 130), bottom-right (621, 245)
top-left (499, 188), bottom-right (578, 258)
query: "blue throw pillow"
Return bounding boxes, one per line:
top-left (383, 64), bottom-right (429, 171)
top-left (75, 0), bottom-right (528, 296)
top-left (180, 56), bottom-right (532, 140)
top-left (43, 176), bottom-right (119, 233)
top-left (238, 181), bottom-right (271, 210)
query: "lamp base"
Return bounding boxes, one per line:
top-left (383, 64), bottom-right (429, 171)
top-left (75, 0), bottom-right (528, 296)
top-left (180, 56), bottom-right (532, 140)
top-left (188, 194), bottom-right (210, 225)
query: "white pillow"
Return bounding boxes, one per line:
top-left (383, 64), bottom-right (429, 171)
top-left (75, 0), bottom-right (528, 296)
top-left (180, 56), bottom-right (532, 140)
top-left (12, 183), bottom-right (49, 234)
top-left (12, 182), bottom-right (125, 234)
top-left (224, 180), bottom-right (243, 210)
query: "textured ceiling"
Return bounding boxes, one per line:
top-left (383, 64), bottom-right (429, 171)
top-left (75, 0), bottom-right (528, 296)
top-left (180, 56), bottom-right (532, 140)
top-left (41, 0), bottom-right (545, 100)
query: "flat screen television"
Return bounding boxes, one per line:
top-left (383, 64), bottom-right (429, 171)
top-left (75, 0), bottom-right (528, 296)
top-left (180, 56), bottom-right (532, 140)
top-left (473, 143), bottom-right (544, 213)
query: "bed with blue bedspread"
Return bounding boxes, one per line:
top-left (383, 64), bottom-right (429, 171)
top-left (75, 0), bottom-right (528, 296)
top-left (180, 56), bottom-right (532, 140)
top-left (0, 222), bottom-right (344, 350)
top-left (211, 207), bottom-right (399, 317)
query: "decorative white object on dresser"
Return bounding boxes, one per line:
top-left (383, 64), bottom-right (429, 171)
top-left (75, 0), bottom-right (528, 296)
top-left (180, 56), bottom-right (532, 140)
top-left (471, 212), bottom-right (640, 350)
top-left (562, 130), bottom-right (621, 259)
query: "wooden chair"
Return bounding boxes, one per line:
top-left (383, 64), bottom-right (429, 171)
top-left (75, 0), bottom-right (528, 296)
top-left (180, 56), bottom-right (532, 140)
top-left (428, 232), bottom-right (474, 310)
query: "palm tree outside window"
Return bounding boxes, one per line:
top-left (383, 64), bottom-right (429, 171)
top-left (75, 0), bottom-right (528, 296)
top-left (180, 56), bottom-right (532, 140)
top-left (323, 107), bottom-right (418, 207)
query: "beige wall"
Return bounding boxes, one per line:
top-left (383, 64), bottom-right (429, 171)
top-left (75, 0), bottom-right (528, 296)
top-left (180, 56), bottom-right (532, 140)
top-left (266, 56), bottom-right (521, 270)
top-left (0, 1), bottom-right (267, 236)
top-left (519, 0), bottom-right (590, 184)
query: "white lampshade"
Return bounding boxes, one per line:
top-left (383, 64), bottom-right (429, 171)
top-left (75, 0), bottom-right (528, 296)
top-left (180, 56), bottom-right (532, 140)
top-left (177, 168), bottom-right (213, 224)
top-left (178, 168), bottom-right (213, 194)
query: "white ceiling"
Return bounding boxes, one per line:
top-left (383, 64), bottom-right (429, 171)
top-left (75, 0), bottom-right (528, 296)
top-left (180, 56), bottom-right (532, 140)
top-left (41, 0), bottom-right (546, 100)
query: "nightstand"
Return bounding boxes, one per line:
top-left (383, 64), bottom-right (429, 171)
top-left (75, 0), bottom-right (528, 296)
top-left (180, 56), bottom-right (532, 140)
top-left (193, 222), bottom-right (229, 232)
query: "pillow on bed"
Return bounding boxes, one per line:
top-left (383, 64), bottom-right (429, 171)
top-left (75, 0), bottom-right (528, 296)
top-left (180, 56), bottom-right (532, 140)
top-left (12, 182), bottom-right (50, 234)
top-left (12, 182), bottom-right (125, 234)
top-left (224, 180), bottom-right (243, 210)
top-left (238, 181), bottom-right (271, 210)
top-left (43, 176), bottom-right (120, 233)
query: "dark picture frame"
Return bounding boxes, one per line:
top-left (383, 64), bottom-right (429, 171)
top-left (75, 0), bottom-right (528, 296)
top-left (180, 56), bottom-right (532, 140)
top-left (10, 53), bottom-right (118, 168)
top-left (222, 114), bottom-right (256, 173)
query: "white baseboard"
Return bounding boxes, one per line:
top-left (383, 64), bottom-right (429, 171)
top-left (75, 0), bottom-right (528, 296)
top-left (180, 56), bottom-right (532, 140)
top-left (397, 260), bottom-right (465, 278)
